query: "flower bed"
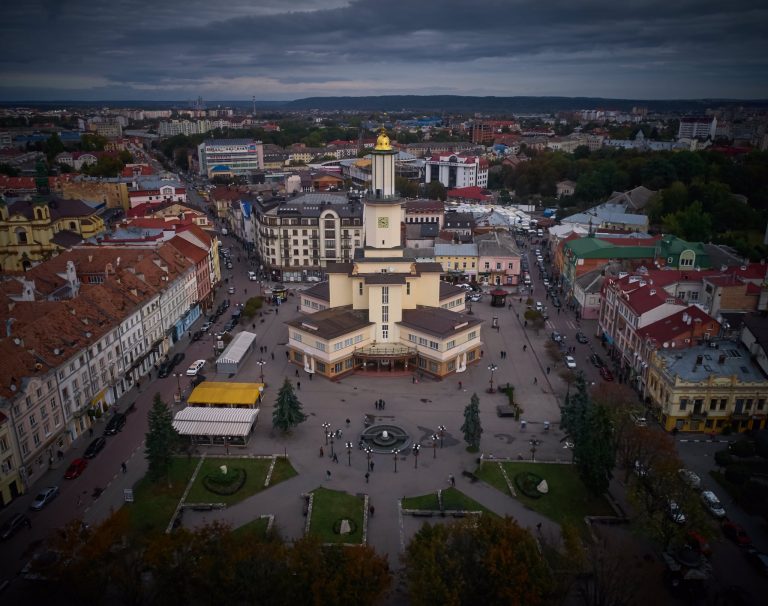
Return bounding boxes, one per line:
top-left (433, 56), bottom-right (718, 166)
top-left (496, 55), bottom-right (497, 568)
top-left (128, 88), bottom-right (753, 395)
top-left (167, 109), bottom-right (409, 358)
top-left (514, 471), bottom-right (545, 499)
top-left (202, 468), bottom-right (247, 495)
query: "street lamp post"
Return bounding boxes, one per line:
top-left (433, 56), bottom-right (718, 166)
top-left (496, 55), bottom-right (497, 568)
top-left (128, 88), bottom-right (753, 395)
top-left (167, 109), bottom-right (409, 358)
top-left (345, 441), bottom-right (353, 466)
top-left (438, 425), bottom-right (446, 448)
top-left (330, 433), bottom-right (336, 458)
top-left (412, 444), bottom-right (421, 468)
top-left (392, 449), bottom-right (398, 473)
top-left (529, 438), bottom-right (541, 461)
top-left (431, 434), bottom-right (438, 458)
top-left (322, 422), bottom-right (331, 445)
top-left (255, 358), bottom-right (266, 385)
top-left (487, 363), bottom-right (498, 394)
top-left (365, 446), bottom-right (373, 472)
top-left (173, 373), bottom-right (183, 402)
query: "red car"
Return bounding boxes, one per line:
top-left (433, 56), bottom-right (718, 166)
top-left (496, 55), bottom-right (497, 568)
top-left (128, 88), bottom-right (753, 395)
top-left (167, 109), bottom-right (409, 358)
top-left (64, 458), bottom-right (88, 479)
top-left (722, 519), bottom-right (751, 547)
top-left (599, 366), bottom-right (614, 381)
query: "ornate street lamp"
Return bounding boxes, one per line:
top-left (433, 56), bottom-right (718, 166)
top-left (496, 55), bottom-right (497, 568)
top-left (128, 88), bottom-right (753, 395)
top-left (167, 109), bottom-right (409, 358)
top-left (330, 432), bottom-right (336, 458)
top-left (487, 363), bottom-right (498, 394)
top-left (345, 441), bottom-right (353, 466)
top-left (322, 422), bottom-right (331, 445)
top-left (365, 446), bottom-right (373, 471)
top-left (255, 358), bottom-right (266, 385)
top-left (392, 449), bottom-right (398, 473)
top-left (438, 425), bottom-right (447, 448)
top-left (173, 373), bottom-right (183, 402)
top-left (529, 438), bottom-right (541, 461)
top-left (412, 443), bottom-right (421, 469)
top-left (431, 434), bottom-right (438, 458)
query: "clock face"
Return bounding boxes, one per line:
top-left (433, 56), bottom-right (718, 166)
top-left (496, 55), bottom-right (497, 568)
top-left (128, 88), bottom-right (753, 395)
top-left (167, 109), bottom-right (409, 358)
top-left (377, 216), bottom-right (389, 228)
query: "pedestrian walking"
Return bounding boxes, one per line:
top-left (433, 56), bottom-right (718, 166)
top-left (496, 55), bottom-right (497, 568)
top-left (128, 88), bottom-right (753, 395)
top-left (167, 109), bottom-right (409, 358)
top-left (271, 352), bottom-right (275, 360)
top-left (297, 381), bottom-right (301, 390)
top-left (346, 418), bottom-right (351, 427)
top-left (458, 381), bottom-right (462, 390)
top-left (534, 377), bottom-right (538, 385)
top-left (369, 505), bottom-right (375, 516)
top-left (546, 366), bottom-right (550, 375)
top-left (319, 446), bottom-right (324, 457)
top-left (536, 522), bottom-right (542, 532)
top-left (370, 460), bottom-right (375, 472)
top-left (295, 368), bottom-right (299, 377)
top-left (121, 461), bottom-right (127, 474)
top-left (449, 474), bottom-right (456, 487)
top-left (523, 344), bottom-right (527, 352)
top-left (326, 470), bottom-right (331, 481)
top-left (332, 453), bottom-right (339, 464)
top-left (309, 373), bottom-right (312, 381)
top-left (365, 472), bottom-right (370, 483)
top-left (285, 351), bottom-right (289, 359)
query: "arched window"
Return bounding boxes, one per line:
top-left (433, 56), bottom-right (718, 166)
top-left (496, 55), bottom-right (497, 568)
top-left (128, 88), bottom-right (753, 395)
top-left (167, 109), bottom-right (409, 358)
top-left (15, 227), bottom-right (28, 244)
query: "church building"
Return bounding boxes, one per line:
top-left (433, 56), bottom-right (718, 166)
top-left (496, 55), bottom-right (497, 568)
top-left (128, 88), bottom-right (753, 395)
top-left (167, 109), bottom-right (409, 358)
top-left (286, 130), bottom-right (483, 379)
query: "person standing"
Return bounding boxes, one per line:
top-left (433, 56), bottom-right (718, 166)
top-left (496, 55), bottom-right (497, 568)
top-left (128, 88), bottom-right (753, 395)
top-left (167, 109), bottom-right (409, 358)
top-left (369, 460), bottom-right (375, 472)
top-left (297, 381), bottom-right (301, 390)
top-left (121, 461), bottom-right (127, 474)
top-left (365, 472), bottom-right (370, 483)
top-left (326, 470), bottom-right (331, 481)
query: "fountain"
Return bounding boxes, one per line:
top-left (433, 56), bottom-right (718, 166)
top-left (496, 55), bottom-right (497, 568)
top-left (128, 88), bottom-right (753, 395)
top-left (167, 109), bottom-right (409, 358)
top-left (359, 424), bottom-right (412, 454)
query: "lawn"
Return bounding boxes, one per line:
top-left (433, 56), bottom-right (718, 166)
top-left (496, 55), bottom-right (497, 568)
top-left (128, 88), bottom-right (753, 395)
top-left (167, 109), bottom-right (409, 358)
top-left (232, 516), bottom-right (272, 539)
top-left (270, 456), bottom-right (298, 485)
top-left (402, 488), bottom-right (491, 513)
top-left (186, 457), bottom-right (288, 506)
top-left (308, 487), bottom-right (365, 544)
top-left (476, 461), bottom-right (615, 529)
top-left (127, 457), bottom-right (199, 536)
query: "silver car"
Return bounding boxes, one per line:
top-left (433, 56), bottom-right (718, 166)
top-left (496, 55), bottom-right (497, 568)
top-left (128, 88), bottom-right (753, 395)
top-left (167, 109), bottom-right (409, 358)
top-left (701, 490), bottom-right (726, 518)
top-left (30, 486), bottom-right (59, 511)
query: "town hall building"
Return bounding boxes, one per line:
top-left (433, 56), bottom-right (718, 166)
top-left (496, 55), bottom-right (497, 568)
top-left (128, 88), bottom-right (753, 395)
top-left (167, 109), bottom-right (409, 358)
top-left (286, 130), bottom-right (483, 379)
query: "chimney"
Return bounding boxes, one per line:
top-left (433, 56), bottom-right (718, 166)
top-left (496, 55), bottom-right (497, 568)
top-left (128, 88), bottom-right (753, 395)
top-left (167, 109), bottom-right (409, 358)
top-left (718, 354), bottom-right (726, 364)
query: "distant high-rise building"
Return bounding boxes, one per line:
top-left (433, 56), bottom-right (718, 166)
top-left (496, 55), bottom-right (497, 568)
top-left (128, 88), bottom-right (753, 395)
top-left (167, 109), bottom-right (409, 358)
top-left (197, 139), bottom-right (264, 178)
top-left (678, 116), bottom-right (717, 140)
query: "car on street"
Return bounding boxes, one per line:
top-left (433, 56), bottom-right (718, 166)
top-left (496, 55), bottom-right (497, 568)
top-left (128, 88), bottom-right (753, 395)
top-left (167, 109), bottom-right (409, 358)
top-left (83, 436), bottom-right (107, 458)
top-left (104, 412), bottom-right (127, 436)
top-left (201, 321), bottom-right (213, 332)
top-left (745, 548), bottom-right (768, 577)
top-left (551, 331), bottom-right (563, 343)
top-left (686, 531), bottom-right (712, 557)
top-left (575, 332), bottom-right (588, 344)
top-left (191, 330), bottom-right (203, 341)
top-left (551, 297), bottom-right (561, 308)
top-left (63, 458), bottom-right (88, 479)
top-left (701, 490), bottom-right (726, 518)
top-left (248, 271), bottom-right (258, 281)
top-left (468, 293), bottom-right (482, 302)
top-left (589, 353), bottom-right (605, 368)
top-left (0, 512), bottom-right (31, 540)
top-left (678, 468), bottom-right (701, 490)
top-left (721, 519), bottom-right (752, 547)
top-left (564, 355), bottom-right (577, 369)
top-left (535, 301), bottom-right (543, 312)
top-left (599, 366), bottom-right (614, 381)
top-left (228, 286), bottom-right (236, 294)
top-left (30, 486), bottom-right (60, 510)
top-left (186, 359), bottom-right (206, 376)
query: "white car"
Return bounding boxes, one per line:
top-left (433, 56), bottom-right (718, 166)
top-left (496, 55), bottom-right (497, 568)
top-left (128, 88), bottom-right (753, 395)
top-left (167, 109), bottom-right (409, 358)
top-left (678, 468), bottom-right (701, 490)
top-left (186, 359), bottom-right (206, 376)
top-left (564, 355), bottom-right (577, 369)
top-left (248, 271), bottom-right (258, 281)
top-left (201, 321), bottom-right (213, 332)
top-left (701, 490), bottom-right (726, 518)
top-left (228, 286), bottom-right (236, 294)
top-left (535, 301), bottom-right (543, 312)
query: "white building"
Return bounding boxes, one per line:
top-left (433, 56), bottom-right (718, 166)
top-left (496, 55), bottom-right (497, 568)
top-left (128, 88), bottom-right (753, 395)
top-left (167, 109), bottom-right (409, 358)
top-left (197, 139), bottom-right (264, 179)
top-left (425, 153), bottom-right (489, 189)
top-left (677, 116), bottom-right (717, 140)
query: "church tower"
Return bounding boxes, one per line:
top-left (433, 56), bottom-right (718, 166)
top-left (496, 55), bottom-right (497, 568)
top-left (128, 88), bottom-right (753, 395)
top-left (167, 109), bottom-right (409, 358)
top-left (364, 129), bottom-right (403, 258)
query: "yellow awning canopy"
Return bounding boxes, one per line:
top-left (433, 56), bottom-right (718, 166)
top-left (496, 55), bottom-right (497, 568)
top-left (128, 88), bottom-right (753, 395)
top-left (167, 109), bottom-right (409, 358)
top-left (187, 382), bottom-right (265, 406)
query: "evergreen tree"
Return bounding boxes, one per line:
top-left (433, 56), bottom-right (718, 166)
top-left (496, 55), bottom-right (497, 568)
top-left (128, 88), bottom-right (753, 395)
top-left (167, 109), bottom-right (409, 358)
top-left (560, 373), bottom-right (588, 437)
top-left (460, 393), bottom-right (483, 452)
top-left (145, 393), bottom-right (180, 482)
top-left (272, 378), bottom-right (307, 433)
top-left (573, 403), bottom-right (616, 495)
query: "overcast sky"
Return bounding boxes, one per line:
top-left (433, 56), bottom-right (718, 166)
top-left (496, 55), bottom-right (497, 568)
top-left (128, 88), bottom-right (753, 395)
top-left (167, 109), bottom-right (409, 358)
top-left (1, 0), bottom-right (767, 101)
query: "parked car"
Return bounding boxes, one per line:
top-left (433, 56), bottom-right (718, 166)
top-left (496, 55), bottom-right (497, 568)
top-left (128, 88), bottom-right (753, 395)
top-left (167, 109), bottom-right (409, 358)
top-left (575, 332), bottom-right (589, 344)
top-left (64, 458), bottom-right (88, 479)
top-left (722, 519), bottom-right (752, 547)
top-left (564, 355), bottom-right (577, 369)
top-left (535, 301), bottom-right (543, 312)
top-left (599, 366), bottom-right (614, 381)
top-left (551, 331), bottom-right (562, 343)
top-left (169, 352), bottom-right (185, 370)
top-left (686, 531), bottom-right (712, 557)
top-left (0, 513), bottom-right (30, 540)
top-left (30, 486), bottom-right (60, 511)
top-left (678, 469), bottom-right (701, 490)
top-left (104, 412), bottom-right (127, 436)
top-left (83, 437), bottom-right (107, 459)
top-left (745, 548), bottom-right (768, 576)
top-left (551, 297), bottom-right (561, 308)
top-left (186, 359), bottom-right (206, 376)
top-left (248, 271), bottom-right (258, 281)
top-left (191, 330), bottom-right (203, 342)
top-left (701, 490), bottom-right (726, 518)
top-left (590, 353), bottom-right (605, 368)
top-left (468, 293), bottom-right (482, 302)
top-left (228, 286), bottom-right (236, 294)
top-left (201, 321), bottom-right (213, 332)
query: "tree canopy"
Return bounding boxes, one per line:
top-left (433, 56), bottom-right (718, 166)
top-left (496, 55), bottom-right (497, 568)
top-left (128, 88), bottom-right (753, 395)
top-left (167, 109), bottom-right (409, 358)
top-left (145, 393), bottom-right (180, 482)
top-left (272, 378), bottom-right (307, 433)
top-left (460, 393), bottom-right (483, 452)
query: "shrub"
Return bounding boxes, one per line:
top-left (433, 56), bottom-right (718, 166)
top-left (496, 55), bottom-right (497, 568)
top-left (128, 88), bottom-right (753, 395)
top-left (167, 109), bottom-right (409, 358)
top-left (729, 439), bottom-right (756, 458)
top-left (202, 468), bottom-right (247, 495)
top-left (514, 472), bottom-right (545, 499)
top-left (242, 296), bottom-right (264, 318)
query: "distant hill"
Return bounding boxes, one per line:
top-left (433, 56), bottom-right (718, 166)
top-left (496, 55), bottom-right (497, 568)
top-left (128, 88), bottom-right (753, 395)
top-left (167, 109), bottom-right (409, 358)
top-left (280, 95), bottom-right (768, 114)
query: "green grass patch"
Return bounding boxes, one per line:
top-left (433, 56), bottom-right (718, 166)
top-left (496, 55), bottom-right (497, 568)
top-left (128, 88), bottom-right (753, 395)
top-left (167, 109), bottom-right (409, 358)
top-left (402, 493), bottom-right (440, 510)
top-left (308, 487), bottom-right (365, 544)
top-left (269, 456), bottom-right (298, 485)
top-left (232, 516), bottom-right (271, 539)
top-left (186, 457), bottom-right (273, 506)
top-left (126, 457), bottom-right (199, 536)
top-left (477, 461), bottom-right (614, 529)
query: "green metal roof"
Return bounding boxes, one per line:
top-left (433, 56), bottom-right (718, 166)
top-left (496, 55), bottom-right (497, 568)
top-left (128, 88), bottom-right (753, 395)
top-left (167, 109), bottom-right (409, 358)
top-left (564, 238), bottom-right (656, 259)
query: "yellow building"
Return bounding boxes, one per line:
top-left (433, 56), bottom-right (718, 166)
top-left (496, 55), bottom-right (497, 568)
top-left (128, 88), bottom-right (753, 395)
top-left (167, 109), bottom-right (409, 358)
top-left (434, 243), bottom-right (480, 283)
top-left (0, 198), bottom-right (106, 271)
top-left (60, 180), bottom-right (130, 211)
top-left (646, 343), bottom-right (768, 434)
top-left (287, 130), bottom-right (483, 379)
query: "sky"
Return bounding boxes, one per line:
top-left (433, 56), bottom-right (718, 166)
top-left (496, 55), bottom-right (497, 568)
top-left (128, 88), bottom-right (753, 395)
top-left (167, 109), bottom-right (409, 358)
top-left (1, 0), bottom-right (767, 102)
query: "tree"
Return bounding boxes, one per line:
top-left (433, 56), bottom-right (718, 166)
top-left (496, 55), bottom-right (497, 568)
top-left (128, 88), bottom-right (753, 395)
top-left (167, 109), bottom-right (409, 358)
top-left (272, 378), bottom-right (307, 433)
top-left (145, 393), bottom-right (180, 482)
top-left (426, 180), bottom-right (447, 201)
top-left (396, 176), bottom-right (418, 198)
top-left (405, 516), bottom-right (551, 606)
top-left (661, 200), bottom-right (712, 242)
top-left (573, 403), bottom-right (616, 496)
top-left (460, 393), bottom-right (482, 452)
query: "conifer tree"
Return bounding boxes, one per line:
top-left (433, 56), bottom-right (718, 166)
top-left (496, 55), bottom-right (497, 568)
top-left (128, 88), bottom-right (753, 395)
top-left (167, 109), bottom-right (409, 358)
top-left (460, 393), bottom-right (483, 451)
top-left (145, 393), bottom-right (180, 481)
top-left (272, 378), bottom-right (307, 433)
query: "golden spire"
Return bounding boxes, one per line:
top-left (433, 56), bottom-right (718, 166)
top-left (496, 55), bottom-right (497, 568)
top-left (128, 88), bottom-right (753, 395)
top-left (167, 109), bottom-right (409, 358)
top-left (374, 127), bottom-right (392, 151)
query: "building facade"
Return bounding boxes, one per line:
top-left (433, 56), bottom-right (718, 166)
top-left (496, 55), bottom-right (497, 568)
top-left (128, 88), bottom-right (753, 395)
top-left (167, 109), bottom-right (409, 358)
top-left (197, 139), bottom-right (264, 179)
top-left (425, 153), bottom-right (488, 189)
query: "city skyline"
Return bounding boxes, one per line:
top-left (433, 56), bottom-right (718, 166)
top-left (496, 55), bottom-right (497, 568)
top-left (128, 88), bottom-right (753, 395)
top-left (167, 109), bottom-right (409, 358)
top-left (0, 0), bottom-right (767, 101)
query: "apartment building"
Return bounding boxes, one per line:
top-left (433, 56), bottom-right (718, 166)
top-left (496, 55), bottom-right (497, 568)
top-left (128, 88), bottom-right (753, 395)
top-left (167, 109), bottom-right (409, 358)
top-left (254, 194), bottom-right (364, 283)
top-left (425, 153), bottom-right (488, 189)
top-left (197, 139), bottom-right (264, 179)
top-left (677, 116), bottom-right (717, 140)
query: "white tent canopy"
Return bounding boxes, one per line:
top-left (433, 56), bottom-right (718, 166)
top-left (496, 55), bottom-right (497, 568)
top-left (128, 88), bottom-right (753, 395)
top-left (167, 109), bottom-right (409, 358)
top-left (216, 331), bottom-right (257, 373)
top-left (172, 407), bottom-right (259, 437)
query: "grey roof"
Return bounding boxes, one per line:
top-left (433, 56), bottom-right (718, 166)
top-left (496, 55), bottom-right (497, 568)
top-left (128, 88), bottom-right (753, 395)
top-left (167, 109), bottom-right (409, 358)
top-left (563, 204), bottom-right (649, 227)
top-left (434, 243), bottom-right (478, 257)
top-left (204, 139), bottom-right (260, 146)
top-left (439, 281), bottom-right (465, 300)
top-left (404, 247), bottom-right (435, 260)
top-left (444, 212), bottom-right (476, 228)
top-left (606, 186), bottom-right (656, 211)
top-left (657, 341), bottom-right (767, 384)
top-left (286, 306), bottom-right (372, 340)
top-left (266, 194), bottom-right (363, 218)
top-left (302, 281), bottom-right (330, 301)
top-left (476, 232), bottom-right (520, 258)
top-left (420, 223), bottom-right (440, 238)
top-left (399, 306), bottom-right (482, 338)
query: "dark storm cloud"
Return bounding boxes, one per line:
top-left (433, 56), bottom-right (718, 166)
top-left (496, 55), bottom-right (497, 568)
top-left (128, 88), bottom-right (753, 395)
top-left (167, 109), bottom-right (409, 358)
top-left (0, 0), bottom-right (766, 100)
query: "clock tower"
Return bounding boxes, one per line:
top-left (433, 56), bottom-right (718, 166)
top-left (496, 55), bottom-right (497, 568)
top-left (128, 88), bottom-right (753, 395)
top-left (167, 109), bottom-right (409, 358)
top-left (364, 128), bottom-right (403, 256)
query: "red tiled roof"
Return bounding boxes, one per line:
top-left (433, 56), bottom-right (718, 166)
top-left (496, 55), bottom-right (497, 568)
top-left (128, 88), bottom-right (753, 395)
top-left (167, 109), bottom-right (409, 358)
top-left (447, 186), bottom-right (492, 201)
top-left (639, 305), bottom-right (719, 345)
